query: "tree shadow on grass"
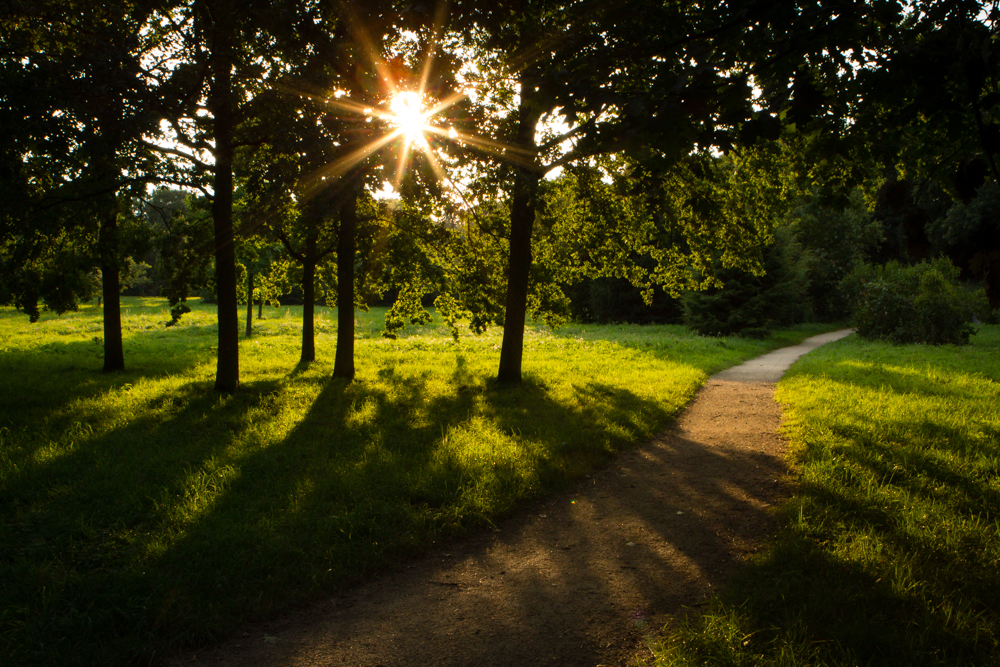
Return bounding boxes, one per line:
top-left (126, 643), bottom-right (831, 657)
top-left (129, 358), bottom-right (685, 661)
top-left (1, 337), bottom-right (751, 667)
top-left (0, 375), bottom-right (289, 667)
top-left (699, 476), bottom-right (1000, 667)
top-left (142, 378), bottom-right (818, 667)
top-left (680, 358), bottom-right (1000, 666)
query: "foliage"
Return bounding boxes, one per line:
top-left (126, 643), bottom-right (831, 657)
top-left (682, 226), bottom-right (812, 338)
top-left (784, 186), bottom-right (884, 321)
top-left (571, 276), bottom-right (682, 325)
top-left (377, 197), bottom-right (509, 341)
top-left (928, 180), bottom-right (1000, 309)
top-left (843, 258), bottom-right (985, 345)
top-left (646, 328), bottom-right (1000, 667)
top-left (0, 298), bottom-right (833, 667)
top-left (444, 0), bottom-right (876, 382)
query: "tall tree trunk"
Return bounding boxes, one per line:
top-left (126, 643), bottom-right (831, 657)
top-left (99, 201), bottom-right (125, 372)
top-left (333, 194), bottom-right (357, 380)
top-left (209, 8), bottom-right (239, 392)
top-left (986, 251), bottom-right (1000, 310)
top-left (497, 169), bottom-right (539, 383)
top-left (301, 235), bottom-right (316, 363)
top-left (245, 268), bottom-right (254, 338)
top-left (497, 79), bottom-right (543, 384)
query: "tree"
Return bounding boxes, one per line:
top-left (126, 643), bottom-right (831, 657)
top-left (238, 2), bottom-right (466, 375)
top-left (844, 0), bottom-right (1000, 306)
top-left (141, 0), bottom-right (347, 391)
top-left (439, 0), bottom-right (891, 382)
top-left (239, 69), bottom-right (377, 369)
top-left (1, 0), bottom-right (170, 371)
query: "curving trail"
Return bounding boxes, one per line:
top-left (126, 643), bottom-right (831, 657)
top-left (167, 330), bottom-right (852, 667)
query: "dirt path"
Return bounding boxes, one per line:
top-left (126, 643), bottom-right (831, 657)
top-left (169, 330), bottom-right (852, 667)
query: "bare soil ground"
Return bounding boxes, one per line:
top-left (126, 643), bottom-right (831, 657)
top-left (168, 331), bottom-right (851, 667)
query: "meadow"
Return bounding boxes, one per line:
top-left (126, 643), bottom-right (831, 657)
top-left (647, 326), bottom-right (1000, 666)
top-left (0, 297), bottom-right (834, 666)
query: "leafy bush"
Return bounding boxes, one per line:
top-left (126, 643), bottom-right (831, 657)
top-left (842, 258), bottom-right (984, 345)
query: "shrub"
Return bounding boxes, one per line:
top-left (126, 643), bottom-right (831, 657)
top-left (842, 258), bottom-right (984, 345)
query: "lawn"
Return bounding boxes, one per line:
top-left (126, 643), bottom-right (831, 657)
top-left (646, 326), bottom-right (1000, 666)
top-left (0, 298), bottom-right (836, 666)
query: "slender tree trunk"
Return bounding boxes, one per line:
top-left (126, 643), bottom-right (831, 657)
top-left (209, 9), bottom-right (239, 392)
top-left (99, 202), bottom-right (125, 372)
top-left (301, 236), bottom-right (316, 363)
top-left (258, 297), bottom-right (263, 319)
top-left (497, 169), bottom-right (539, 383)
top-left (497, 79), bottom-right (543, 384)
top-left (986, 252), bottom-right (1000, 310)
top-left (245, 268), bottom-right (253, 338)
top-left (333, 194), bottom-right (357, 380)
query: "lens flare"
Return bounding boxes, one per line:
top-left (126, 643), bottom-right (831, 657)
top-left (389, 91), bottom-right (429, 145)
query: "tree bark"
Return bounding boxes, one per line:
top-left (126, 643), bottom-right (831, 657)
top-left (333, 194), bottom-right (357, 380)
top-left (99, 202), bottom-right (125, 372)
top-left (245, 268), bottom-right (254, 338)
top-left (497, 168), bottom-right (540, 384)
top-left (209, 8), bottom-right (240, 393)
top-left (301, 235), bottom-right (316, 363)
top-left (497, 78), bottom-right (543, 384)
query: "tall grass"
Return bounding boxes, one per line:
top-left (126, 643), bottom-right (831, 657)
top-left (647, 326), bottom-right (1000, 667)
top-left (0, 298), bottom-right (835, 666)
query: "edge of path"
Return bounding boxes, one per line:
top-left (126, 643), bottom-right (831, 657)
top-left (163, 329), bottom-right (855, 667)
top-left (711, 329), bottom-right (854, 383)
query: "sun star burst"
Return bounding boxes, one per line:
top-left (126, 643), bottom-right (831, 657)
top-left (389, 91), bottom-right (430, 145)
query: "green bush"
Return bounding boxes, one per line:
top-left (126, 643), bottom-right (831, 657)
top-left (842, 258), bottom-right (984, 345)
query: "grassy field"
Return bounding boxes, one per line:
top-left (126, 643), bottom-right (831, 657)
top-left (0, 297), bottom-right (836, 666)
top-left (647, 326), bottom-right (1000, 666)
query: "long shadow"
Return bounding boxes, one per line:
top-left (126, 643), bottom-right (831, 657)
top-left (0, 376), bottom-right (287, 667)
top-left (708, 486), bottom-right (1000, 665)
top-left (124, 355), bottom-right (694, 662)
top-left (805, 364), bottom-right (1000, 518)
top-left (688, 348), bottom-right (1000, 665)
top-left (146, 375), bottom-right (808, 667)
top-left (18, 333), bottom-right (969, 667)
top-left (0, 341), bottom-right (219, 486)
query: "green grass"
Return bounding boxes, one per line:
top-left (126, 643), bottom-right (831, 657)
top-left (0, 298), bottom-right (837, 666)
top-left (646, 326), bottom-right (1000, 667)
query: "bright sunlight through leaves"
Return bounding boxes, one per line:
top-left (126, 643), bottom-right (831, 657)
top-left (389, 91), bottom-right (430, 145)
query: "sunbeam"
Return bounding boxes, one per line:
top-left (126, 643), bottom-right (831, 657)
top-left (389, 91), bottom-right (430, 145)
top-left (277, 2), bottom-right (554, 207)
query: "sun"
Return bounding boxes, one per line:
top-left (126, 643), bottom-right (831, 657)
top-left (389, 91), bottom-right (429, 145)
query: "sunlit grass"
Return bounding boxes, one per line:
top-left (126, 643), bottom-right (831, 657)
top-left (0, 298), bottom-right (837, 667)
top-left (646, 326), bottom-right (1000, 667)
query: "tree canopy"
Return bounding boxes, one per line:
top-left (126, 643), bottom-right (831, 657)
top-left (4, 0), bottom-right (998, 386)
